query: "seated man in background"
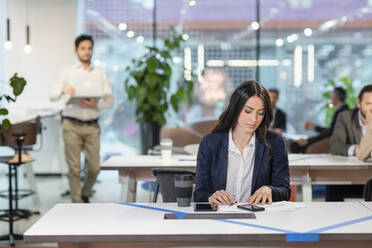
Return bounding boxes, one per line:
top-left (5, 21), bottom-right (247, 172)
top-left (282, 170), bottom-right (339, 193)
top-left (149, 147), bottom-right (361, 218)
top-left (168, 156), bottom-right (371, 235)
top-left (290, 87), bottom-right (348, 153)
top-left (327, 84), bottom-right (372, 201)
top-left (268, 88), bottom-right (286, 134)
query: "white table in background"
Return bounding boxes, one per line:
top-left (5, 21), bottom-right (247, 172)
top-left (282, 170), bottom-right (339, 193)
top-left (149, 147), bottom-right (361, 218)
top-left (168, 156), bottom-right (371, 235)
top-left (102, 155), bottom-right (195, 202)
top-left (289, 154), bottom-right (372, 201)
top-left (24, 202), bottom-right (372, 248)
top-left (102, 154), bottom-right (372, 202)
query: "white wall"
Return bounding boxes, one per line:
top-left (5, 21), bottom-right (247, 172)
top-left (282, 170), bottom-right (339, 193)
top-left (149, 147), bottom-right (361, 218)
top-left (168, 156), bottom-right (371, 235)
top-left (1, 0), bottom-right (79, 174)
top-left (3, 0), bottom-right (77, 109)
top-left (0, 0), bottom-right (5, 88)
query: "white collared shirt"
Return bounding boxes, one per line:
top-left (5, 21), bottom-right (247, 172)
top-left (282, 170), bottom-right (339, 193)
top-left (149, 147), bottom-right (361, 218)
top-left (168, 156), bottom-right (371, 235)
top-left (50, 62), bottom-right (114, 120)
top-left (347, 111), bottom-right (366, 156)
top-left (226, 129), bottom-right (256, 202)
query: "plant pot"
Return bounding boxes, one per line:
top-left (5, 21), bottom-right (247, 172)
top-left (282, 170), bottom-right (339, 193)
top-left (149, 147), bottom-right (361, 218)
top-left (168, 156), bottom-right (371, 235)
top-left (140, 122), bottom-right (161, 155)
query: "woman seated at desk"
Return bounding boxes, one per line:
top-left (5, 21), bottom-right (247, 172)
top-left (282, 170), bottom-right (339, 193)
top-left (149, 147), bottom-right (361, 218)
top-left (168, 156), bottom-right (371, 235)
top-left (194, 81), bottom-right (290, 208)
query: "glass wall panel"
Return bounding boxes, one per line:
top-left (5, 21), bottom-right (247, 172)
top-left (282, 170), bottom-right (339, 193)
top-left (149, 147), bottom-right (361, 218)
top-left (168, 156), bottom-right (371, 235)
top-left (260, 0), bottom-right (371, 133)
top-left (79, 0), bottom-right (372, 155)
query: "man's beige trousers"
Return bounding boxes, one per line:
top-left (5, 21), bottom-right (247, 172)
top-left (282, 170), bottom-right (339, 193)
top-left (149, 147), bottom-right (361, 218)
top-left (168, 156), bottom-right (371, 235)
top-left (62, 119), bottom-right (100, 203)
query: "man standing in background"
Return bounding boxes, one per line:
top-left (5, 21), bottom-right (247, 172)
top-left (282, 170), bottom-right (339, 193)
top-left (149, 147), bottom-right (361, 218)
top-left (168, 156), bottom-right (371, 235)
top-left (50, 35), bottom-right (114, 203)
top-left (268, 88), bottom-right (287, 134)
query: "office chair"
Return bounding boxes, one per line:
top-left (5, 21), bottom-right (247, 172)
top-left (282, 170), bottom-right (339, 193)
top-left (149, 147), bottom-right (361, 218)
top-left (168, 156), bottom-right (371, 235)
top-left (0, 121), bottom-right (40, 246)
top-left (152, 168), bottom-right (195, 203)
top-left (143, 126), bottom-right (200, 202)
top-left (160, 126), bottom-right (203, 147)
top-left (305, 137), bottom-right (330, 154)
top-left (188, 119), bottom-right (218, 136)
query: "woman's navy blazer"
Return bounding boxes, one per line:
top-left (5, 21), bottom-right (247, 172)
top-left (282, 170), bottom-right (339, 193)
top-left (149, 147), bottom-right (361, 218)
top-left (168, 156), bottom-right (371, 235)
top-left (194, 131), bottom-right (291, 202)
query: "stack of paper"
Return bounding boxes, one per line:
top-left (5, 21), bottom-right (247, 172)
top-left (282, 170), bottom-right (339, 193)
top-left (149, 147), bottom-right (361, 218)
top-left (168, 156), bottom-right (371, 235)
top-left (218, 201), bottom-right (306, 213)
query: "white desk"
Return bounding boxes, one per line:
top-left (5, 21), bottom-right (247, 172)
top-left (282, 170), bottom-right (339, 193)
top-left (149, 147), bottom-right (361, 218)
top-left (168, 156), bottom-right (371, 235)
top-left (289, 154), bottom-right (372, 201)
top-left (24, 202), bottom-right (372, 247)
top-left (6, 108), bottom-right (60, 124)
top-left (362, 201), bottom-right (372, 212)
top-left (102, 154), bottom-right (372, 202)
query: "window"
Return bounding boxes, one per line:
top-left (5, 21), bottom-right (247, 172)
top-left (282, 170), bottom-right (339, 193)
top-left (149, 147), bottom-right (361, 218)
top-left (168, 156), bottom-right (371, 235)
top-left (79, 0), bottom-right (372, 156)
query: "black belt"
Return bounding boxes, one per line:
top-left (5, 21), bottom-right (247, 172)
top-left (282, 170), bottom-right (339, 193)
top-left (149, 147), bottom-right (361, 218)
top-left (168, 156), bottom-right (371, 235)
top-left (62, 116), bottom-right (98, 125)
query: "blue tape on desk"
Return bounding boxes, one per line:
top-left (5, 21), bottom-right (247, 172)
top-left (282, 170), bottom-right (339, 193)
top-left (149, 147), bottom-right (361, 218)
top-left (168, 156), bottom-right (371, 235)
top-left (119, 203), bottom-right (372, 243)
top-left (307, 215), bottom-right (372, 233)
top-left (286, 233), bottom-right (319, 242)
top-left (120, 203), bottom-right (188, 219)
top-left (215, 219), bottom-right (294, 233)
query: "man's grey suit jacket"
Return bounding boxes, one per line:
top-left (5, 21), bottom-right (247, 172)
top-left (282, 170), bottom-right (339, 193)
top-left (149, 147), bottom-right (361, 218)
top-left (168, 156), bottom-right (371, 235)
top-left (331, 108), bottom-right (372, 161)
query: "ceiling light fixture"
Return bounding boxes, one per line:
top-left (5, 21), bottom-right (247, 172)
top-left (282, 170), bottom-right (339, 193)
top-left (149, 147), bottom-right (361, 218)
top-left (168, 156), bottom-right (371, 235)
top-left (304, 28), bottom-right (312, 37)
top-left (136, 35), bottom-right (144, 43)
top-left (251, 21), bottom-right (260, 30)
top-left (4, 18), bottom-right (12, 50)
top-left (287, 34), bottom-right (298, 43)
top-left (127, 31), bottom-right (135, 38)
top-left (276, 39), bottom-right (284, 47)
top-left (24, 0), bottom-right (32, 54)
top-left (189, 0), bottom-right (196, 6)
top-left (4, 0), bottom-right (12, 50)
top-left (182, 34), bottom-right (189, 41)
top-left (118, 22), bottom-right (127, 31)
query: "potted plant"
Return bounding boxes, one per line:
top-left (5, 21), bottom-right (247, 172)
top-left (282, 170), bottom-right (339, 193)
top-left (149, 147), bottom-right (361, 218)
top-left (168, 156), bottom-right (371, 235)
top-left (322, 77), bottom-right (357, 126)
top-left (0, 73), bottom-right (27, 143)
top-left (124, 28), bottom-right (196, 154)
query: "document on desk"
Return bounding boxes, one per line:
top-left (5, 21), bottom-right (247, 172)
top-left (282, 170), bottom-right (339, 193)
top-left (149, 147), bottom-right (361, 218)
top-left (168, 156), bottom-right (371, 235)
top-left (218, 201), bottom-right (306, 213)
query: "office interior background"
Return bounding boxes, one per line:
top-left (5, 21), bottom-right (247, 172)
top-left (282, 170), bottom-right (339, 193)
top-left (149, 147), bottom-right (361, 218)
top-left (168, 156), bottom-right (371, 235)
top-left (0, 0), bottom-right (372, 244)
top-left (1, 0), bottom-right (372, 163)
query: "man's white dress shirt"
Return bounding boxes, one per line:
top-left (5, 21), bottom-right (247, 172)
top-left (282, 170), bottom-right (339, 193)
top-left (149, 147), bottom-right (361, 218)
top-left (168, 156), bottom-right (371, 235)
top-left (50, 63), bottom-right (114, 121)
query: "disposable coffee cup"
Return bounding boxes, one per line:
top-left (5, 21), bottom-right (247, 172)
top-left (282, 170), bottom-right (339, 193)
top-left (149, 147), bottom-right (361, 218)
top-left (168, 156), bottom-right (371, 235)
top-left (160, 138), bottom-right (173, 160)
top-left (174, 174), bottom-right (194, 207)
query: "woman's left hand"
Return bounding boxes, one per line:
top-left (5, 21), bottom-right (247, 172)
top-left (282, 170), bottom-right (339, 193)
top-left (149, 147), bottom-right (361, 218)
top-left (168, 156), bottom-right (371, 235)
top-left (247, 186), bottom-right (272, 205)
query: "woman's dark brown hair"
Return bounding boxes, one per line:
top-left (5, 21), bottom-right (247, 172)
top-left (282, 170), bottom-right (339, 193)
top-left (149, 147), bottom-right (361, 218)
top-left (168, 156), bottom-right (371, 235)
top-left (212, 80), bottom-right (273, 144)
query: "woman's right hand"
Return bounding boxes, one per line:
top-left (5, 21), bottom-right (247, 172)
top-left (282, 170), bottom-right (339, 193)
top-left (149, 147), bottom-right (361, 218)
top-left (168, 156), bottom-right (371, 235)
top-left (208, 190), bottom-right (235, 209)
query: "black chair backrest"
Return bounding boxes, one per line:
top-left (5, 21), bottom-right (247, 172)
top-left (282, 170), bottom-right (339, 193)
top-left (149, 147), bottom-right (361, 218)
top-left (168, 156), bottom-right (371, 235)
top-left (0, 122), bottom-right (38, 148)
top-left (152, 169), bottom-right (195, 202)
top-left (364, 177), bottom-right (372, 201)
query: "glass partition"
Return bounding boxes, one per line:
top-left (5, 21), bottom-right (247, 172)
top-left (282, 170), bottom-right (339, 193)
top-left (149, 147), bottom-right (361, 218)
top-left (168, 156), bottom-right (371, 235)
top-left (79, 0), bottom-right (372, 155)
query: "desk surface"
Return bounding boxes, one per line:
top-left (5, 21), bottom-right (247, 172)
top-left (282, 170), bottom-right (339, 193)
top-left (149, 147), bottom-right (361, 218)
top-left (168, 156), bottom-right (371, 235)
top-left (24, 202), bottom-right (372, 244)
top-left (102, 154), bottom-right (372, 170)
top-left (102, 154), bottom-right (197, 170)
top-left (288, 154), bottom-right (372, 167)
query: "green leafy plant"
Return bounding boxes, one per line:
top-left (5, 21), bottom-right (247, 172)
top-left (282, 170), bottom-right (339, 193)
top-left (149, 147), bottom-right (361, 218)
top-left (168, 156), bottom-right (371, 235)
top-left (124, 27), bottom-right (196, 126)
top-left (322, 77), bottom-right (357, 126)
top-left (0, 73), bottom-right (27, 142)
